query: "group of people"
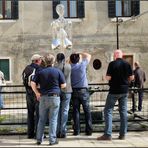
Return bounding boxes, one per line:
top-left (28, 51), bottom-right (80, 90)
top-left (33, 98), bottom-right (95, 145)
top-left (22, 49), bottom-right (146, 145)
top-left (22, 52), bottom-right (92, 145)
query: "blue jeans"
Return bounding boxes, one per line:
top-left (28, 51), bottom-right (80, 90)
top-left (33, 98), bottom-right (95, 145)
top-left (57, 92), bottom-right (71, 136)
top-left (72, 89), bottom-right (92, 134)
top-left (37, 95), bottom-right (60, 144)
top-left (104, 93), bottom-right (128, 137)
top-left (0, 87), bottom-right (4, 108)
top-left (104, 94), bottom-right (128, 136)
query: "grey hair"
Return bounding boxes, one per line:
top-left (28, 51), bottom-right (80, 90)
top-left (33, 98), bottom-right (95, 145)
top-left (45, 54), bottom-right (55, 66)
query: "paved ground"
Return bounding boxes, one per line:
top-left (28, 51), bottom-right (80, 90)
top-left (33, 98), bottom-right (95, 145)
top-left (0, 131), bottom-right (148, 147)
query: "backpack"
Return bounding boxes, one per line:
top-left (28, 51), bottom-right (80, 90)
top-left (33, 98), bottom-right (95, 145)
top-left (22, 65), bottom-right (36, 87)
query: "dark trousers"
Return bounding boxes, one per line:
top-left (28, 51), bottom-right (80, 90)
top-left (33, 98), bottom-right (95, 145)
top-left (132, 89), bottom-right (144, 112)
top-left (137, 89), bottom-right (144, 111)
top-left (71, 88), bottom-right (92, 134)
top-left (26, 88), bottom-right (39, 138)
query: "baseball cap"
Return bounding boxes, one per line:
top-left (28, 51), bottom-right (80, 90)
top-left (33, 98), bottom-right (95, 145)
top-left (31, 54), bottom-right (42, 61)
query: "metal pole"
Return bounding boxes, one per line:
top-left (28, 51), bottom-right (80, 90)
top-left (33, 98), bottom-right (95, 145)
top-left (116, 16), bottom-right (119, 49)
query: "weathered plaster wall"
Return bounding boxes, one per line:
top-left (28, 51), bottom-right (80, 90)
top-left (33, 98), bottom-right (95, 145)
top-left (0, 1), bottom-right (148, 86)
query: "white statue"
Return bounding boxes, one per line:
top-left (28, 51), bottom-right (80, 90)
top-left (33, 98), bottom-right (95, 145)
top-left (51, 4), bottom-right (72, 50)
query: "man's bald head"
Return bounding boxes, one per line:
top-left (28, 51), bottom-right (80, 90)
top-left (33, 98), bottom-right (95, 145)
top-left (114, 49), bottom-right (123, 60)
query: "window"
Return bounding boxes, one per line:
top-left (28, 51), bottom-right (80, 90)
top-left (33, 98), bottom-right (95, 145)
top-left (0, 0), bottom-right (19, 20)
top-left (108, 0), bottom-right (140, 18)
top-left (0, 58), bottom-right (11, 81)
top-left (53, 0), bottom-right (85, 19)
top-left (116, 0), bottom-right (131, 17)
top-left (123, 55), bottom-right (134, 69)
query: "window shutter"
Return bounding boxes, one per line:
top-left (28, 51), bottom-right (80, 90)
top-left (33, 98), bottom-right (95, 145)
top-left (0, 59), bottom-right (10, 81)
top-left (77, 0), bottom-right (85, 18)
top-left (53, 0), bottom-right (60, 19)
top-left (131, 0), bottom-right (140, 16)
top-left (108, 0), bottom-right (115, 18)
top-left (12, 0), bottom-right (19, 19)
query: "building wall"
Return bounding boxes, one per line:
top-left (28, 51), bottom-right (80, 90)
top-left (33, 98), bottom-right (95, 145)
top-left (0, 1), bottom-right (148, 86)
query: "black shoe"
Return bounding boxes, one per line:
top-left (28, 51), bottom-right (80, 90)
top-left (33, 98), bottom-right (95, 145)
top-left (57, 133), bottom-right (66, 138)
top-left (86, 132), bottom-right (92, 136)
top-left (60, 134), bottom-right (66, 138)
top-left (118, 135), bottom-right (125, 140)
top-left (49, 140), bottom-right (59, 146)
top-left (36, 141), bottom-right (41, 145)
top-left (73, 132), bottom-right (79, 136)
top-left (28, 135), bottom-right (35, 139)
top-left (97, 135), bottom-right (112, 141)
top-left (138, 109), bottom-right (142, 112)
top-left (57, 133), bottom-right (61, 138)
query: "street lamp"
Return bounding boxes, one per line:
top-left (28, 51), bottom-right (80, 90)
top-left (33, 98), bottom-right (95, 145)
top-left (116, 16), bottom-right (123, 50)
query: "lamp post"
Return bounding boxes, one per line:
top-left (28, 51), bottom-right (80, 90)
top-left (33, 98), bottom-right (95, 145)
top-left (116, 16), bottom-right (123, 50)
top-left (116, 16), bottom-right (119, 49)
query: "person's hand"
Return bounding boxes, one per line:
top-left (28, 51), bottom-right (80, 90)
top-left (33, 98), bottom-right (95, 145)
top-left (36, 92), bottom-right (41, 101)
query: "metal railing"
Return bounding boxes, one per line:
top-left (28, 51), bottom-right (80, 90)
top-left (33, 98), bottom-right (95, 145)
top-left (0, 84), bottom-right (148, 134)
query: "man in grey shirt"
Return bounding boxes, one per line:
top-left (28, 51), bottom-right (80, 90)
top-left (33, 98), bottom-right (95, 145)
top-left (55, 53), bottom-right (72, 138)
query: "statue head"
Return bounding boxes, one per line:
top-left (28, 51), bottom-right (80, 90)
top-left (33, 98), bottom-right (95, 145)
top-left (56, 4), bottom-right (65, 17)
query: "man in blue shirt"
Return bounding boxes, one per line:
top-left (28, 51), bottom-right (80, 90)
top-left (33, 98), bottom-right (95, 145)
top-left (31, 54), bottom-right (66, 146)
top-left (70, 52), bottom-right (92, 136)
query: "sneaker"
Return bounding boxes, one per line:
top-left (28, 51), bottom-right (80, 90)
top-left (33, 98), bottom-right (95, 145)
top-left (118, 135), bottom-right (125, 140)
top-left (97, 135), bottom-right (112, 141)
top-left (49, 140), bottom-right (59, 146)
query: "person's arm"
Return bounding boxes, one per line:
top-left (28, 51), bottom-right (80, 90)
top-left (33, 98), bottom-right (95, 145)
top-left (128, 75), bottom-right (134, 82)
top-left (31, 81), bottom-right (41, 101)
top-left (79, 52), bottom-right (91, 63)
top-left (61, 83), bottom-right (66, 89)
top-left (106, 62), bottom-right (112, 81)
top-left (144, 72), bottom-right (146, 82)
top-left (1, 72), bottom-right (6, 85)
top-left (106, 75), bottom-right (111, 81)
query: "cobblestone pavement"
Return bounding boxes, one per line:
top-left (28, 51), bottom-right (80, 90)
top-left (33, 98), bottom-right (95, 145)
top-left (0, 131), bottom-right (148, 147)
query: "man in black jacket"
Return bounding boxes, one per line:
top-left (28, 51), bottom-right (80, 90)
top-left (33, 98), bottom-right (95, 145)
top-left (22, 54), bottom-right (42, 139)
top-left (133, 61), bottom-right (146, 111)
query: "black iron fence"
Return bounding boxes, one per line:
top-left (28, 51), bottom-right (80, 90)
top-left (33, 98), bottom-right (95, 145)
top-left (0, 84), bottom-right (148, 134)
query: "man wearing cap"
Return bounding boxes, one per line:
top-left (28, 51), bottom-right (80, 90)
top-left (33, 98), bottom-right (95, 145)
top-left (31, 54), bottom-right (66, 145)
top-left (54, 53), bottom-right (72, 138)
top-left (97, 49), bottom-right (134, 141)
top-left (22, 54), bottom-right (42, 139)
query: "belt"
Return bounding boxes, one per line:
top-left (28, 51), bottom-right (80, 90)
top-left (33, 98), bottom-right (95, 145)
top-left (48, 93), bottom-right (59, 97)
top-left (72, 87), bottom-right (88, 91)
top-left (72, 88), bottom-right (87, 90)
